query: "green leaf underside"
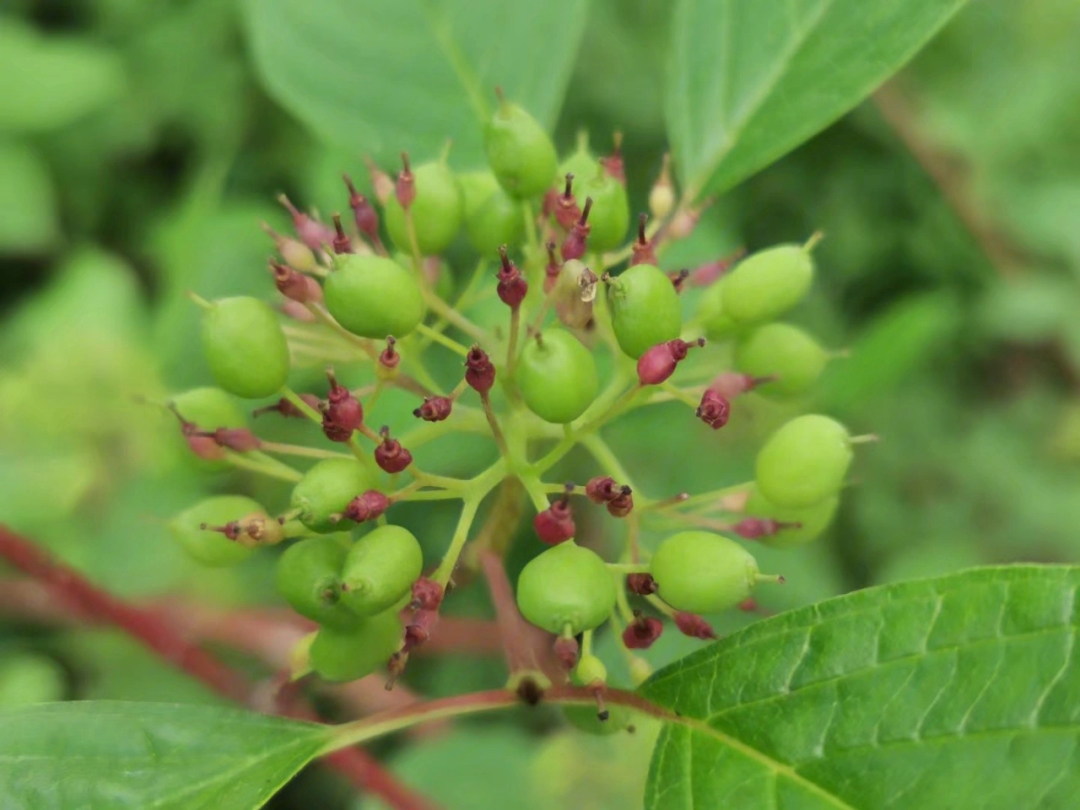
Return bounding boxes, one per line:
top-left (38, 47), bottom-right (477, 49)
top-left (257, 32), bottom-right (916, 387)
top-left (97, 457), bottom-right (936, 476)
top-left (640, 565), bottom-right (1080, 809)
top-left (666, 0), bottom-right (970, 198)
top-left (0, 701), bottom-right (330, 810)
top-left (242, 0), bottom-right (590, 167)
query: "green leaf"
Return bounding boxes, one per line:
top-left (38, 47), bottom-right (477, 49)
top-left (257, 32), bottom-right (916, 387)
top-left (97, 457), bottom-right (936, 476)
top-left (666, 0), bottom-right (970, 198)
top-left (641, 565), bottom-right (1080, 809)
top-left (242, 0), bottom-right (591, 167)
top-left (0, 139), bottom-right (59, 253)
top-left (0, 701), bottom-right (331, 809)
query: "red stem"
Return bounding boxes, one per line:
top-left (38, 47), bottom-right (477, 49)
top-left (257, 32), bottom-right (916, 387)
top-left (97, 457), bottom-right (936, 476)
top-left (0, 524), bottom-right (437, 810)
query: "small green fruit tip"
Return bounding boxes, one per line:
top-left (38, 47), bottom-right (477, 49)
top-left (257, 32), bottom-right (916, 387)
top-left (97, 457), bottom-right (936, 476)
top-left (848, 433), bottom-right (880, 445)
top-left (802, 231), bottom-right (825, 253)
top-left (186, 290), bottom-right (214, 311)
top-left (755, 573), bottom-right (785, 585)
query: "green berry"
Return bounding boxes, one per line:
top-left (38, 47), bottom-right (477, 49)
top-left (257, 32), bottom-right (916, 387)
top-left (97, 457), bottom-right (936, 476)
top-left (651, 531), bottom-right (766, 613)
top-left (559, 143), bottom-right (597, 186)
top-left (169, 495), bottom-right (263, 566)
top-left (309, 608), bottom-right (403, 682)
top-left (275, 536), bottom-right (364, 629)
top-left (459, 171), bottom-right (525, 256)
top-left (384, 161), bottom-right (463, 255)
top-left (516, 542), bottom-right (615, 635)
top-left (608, 264), bottom-right (682, 359)
top-left (484, 99), bottom-right (558, 199)
top-left (574, 654), bottom-right (607, 686)
top-left (324, 254), bottom-right (425, 339)
top-left (517, 330), bottom-right (599, 424)
top-left (391, 252), bottom-right (453, 302)
top-left (743, 485), bottom-right (838, 549)
top-left (0, 654), bottom-right (67, 707)
top-left (696, 279), bottom-right (742, 340)
top-left (755, 415), bottom-right (852, 508)
top-left (201, 297), bottom-right (289, 399)
top-left (577, 171), bottom-right (629, 253)
top-left (734, 323), bottom-right (829, 396)
top-left (722, 244), bottom-right (814, 325)
top-left (291, 458), bottom-right (377, 533)
top-left (340, 525), bottom-right (423, 616)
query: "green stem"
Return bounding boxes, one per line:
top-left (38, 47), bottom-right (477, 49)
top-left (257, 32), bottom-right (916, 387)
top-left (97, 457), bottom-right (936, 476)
top-left (258, 442), bottom-right (351, 460)
top-left (432, 499), bottom-right (481, 585)
top-left (606, 562), bottom-right (651, 574)
top-left (223, 452), bottom-right (302, 483)
top-left (579, 434), bottom-right (636, 491)
top-left (416, 323), bottom-right (469, 356)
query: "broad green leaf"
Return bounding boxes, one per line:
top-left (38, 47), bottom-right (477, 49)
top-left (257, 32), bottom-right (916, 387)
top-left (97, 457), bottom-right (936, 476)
top-left (242, 0), bottom-right (590, 167)
top-left (0, 139), bottom-right (59, 253)
top-left (0, 701), bottom-right (331, 810)
top-left (641, 565), bottom-right (1080, 809)
top-left (666, 0), bottom-right (970, 198)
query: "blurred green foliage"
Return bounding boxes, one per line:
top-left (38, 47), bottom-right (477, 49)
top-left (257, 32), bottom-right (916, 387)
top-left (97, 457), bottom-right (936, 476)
top-left (2, 0), bottom-right (1079, 807)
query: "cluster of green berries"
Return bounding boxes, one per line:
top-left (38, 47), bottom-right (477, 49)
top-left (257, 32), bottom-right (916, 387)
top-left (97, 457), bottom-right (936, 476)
top-left (163, 91), bottom-right (868, 726)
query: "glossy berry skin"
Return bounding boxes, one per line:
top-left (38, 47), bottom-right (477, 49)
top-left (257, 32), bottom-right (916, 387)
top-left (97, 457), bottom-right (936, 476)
top-left (309, 608), bottom-right (403, 682)
top-left (459, 171), bottom-right (525, 255)
top-left (559, 145), bottom-right (597, 187)
top-left (275, 536), bottom-right (363, 630)
top-left (696, 279), bottom-right (743, 340)
top-left (170, 387), bottom-right (247, 471)
top-left (516, 541), bottom-right (616, 635)
top-left (201, 297), bottom-right (289, 399)
top-left (484, 101), bottom-right (558, 199)
top-left (169, 495), bottom-right (262, 567)
top-left (324, 254), bottom-right (425, 339)
top-left (743, 485), bottom-right (839, 549)
top-left (608, 264), bottom-right (682, 359)
top-left (517, 330), bottom-right (598, 424)
top-left (340, 525), bottom-right (424, 616)
top-left (734, 323), bottom-right (829, 396)
top-left (755, 415), bottom-right (852, 508)
top-left (722, 244), bottom-right (814, 325)
top-left (291, 458), bottom-right (377, 533)
top-left (650, 531), bottom-right (761, 614)
top-left (384, 161), bottom-right (463, 255)
top-left (576, 172), bottom-right (630, 253)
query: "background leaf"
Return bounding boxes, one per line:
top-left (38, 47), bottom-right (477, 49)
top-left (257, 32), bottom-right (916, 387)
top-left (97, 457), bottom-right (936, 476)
top-left (0, 702), bottom-right (330, 810)
top-left (242, 0), bottom-right (591, 167)
top-left (666, 0), bottom-right (969, 197)
top-left (641, 565), bottom-right (1080, 809)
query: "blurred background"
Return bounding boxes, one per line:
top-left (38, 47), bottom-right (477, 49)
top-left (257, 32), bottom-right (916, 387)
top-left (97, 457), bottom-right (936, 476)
top-left (2, 0), bottom-right (1079, 807)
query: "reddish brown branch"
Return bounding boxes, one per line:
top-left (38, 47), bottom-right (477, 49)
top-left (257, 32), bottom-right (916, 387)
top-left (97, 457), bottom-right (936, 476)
top-left (0, 524), bottom-right (437, 810)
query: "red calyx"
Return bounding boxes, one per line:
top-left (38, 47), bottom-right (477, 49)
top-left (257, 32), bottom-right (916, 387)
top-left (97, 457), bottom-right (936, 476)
top-left (375, 428), bottom-right (413, 474)
top-left (413, 395), bottom-right (453, 422)
top-left (198, 427), bottom-right (261, 453)
top-left (324, 370), bottom-right (363, 432)
top-left (344, 490), bottom-right (390, 523)
top-left (626, 573), bottom-right (658, 596)
top-left (737, 598), bottom-right (759, 613)
top-left (403, 609), bottom-right (440, 653)
top-left (379, 336), bottom-right (400, 369)
top-left (706, 372), bottom-right (774, 400)
top-left (622, 612), bottom-right (663, 649)
top-left (331, 214), bottom-right (352, 254)
top-left (496, 246), bottom-right (528, 309)
top-left (668, 269), bottom-right (691, 292)
top-left (343, 174), bottom-right (381, 243)
top-left (542, 187), bottom-right (559, 219)
top-left (560, 197), bottom-right (592, 261)
top-left (168, 405), bottom-right (222, 461)
top-left (278, 194), bottom-right (335, 251)
top-left (252, 394), bottom-right (320, 419)
top-left (553, 636), bottom-right (579, 671)
top-left (585, 476), bottom-right (619, 504)
top-left (464, 346), bottom-right (496, 394)
top-left (630, 214), bottom-right (657, 266)
top-left (673, 612), bottom-right (717, 640)
top-left (554, 173), bottom-right (581, 230)
top-left (410, 577), bottom-right (444, 611)
top-left (734, 517), bottom-right (802, 540)
top-left (601, 132), bottom-right (626, 185)
top-left (543, 242), bottom-right (562, 294)
top-left (636, 337), bottom-right (705, 386)
top-left (696, 389), bottom-right (731, 430)
top-left (200, 520), bottom-right (242, 541)
top-left (688, 248), bottom-right (747, 287)
top-left (396, 152), bottom-right (416, 210)
top-left (606, 486), bottom-right (634, 518)
top-left (270, 261), bottom-right (321, 304)
top-left (533, 488), bottom-right (576, 545)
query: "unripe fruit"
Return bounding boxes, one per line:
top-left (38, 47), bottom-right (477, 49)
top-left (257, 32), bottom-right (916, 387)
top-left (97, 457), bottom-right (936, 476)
top-left (201, 297), bottom-right (289, 399)
top-left (576, 171), bottom-right (630, 252)
top-left (324, 254), bottom-right (425, 339)
top-left (608, 264), bottom-right (682, 359)
top-left (275, 536), bottom-right (363, 629)
top-left (755, 415), bottom-right (852, 508)
top-left (169, 495), bottom-right (262, 566)
top-left (517, 330), bottom-right (598, 424)
top-left (696, 279), bottom-right (742, 340)
top-left (309, 608), bottom-right (403, 682)
top-left (651, 531), bottom-right (770, 614)
top-left (559, 142), bottom-right (597, 187)
top-left (484, 99), bottom-right (558, 199)
top-left (574, 654), bottom-right (607, 686)
top-left (0, 653), bottom-right (67, 707)
top-left (516, 541), bottom-right (616, 635)
top-left (722, 243), bottom-right (815, 325)
top-left (459, 171), bottom-right (525, 255)
top-left (743, 485), bottom-right (838, 548)
top-left (340, 525), bottom-right (424, 616)
top-left (734, 323), bottom-right (829, 396)
top-left (384, 161), bottom-right (463, 254)
top-left (291, 458), bottom-right (377, 533)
